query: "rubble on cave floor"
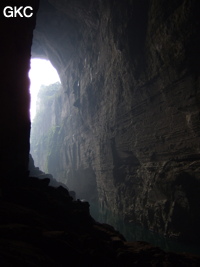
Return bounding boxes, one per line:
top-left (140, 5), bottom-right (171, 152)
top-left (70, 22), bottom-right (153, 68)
top-left (0, 176), bottom-right (200, 266)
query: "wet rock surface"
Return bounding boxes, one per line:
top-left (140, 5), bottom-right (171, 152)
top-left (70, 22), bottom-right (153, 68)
top-left (1, 177), bottom-right (200, 266)
top-left (31, 0), bottom-right (200, 242)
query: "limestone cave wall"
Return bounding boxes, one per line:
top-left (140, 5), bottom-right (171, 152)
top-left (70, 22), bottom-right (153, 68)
top-left (31, 0), bottom-right (200, 241)
top-left (0, 0), bottom-right (39, 186)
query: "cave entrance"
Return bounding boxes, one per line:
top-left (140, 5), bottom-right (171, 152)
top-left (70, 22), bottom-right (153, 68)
top-left (28, 58), bottom-right (61, 176)
top-left (29, 58), bottom-right (60, 121)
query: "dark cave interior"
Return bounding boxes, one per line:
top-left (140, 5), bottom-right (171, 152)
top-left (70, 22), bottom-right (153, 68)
top-left (0, 0), bottom-right (200, 265)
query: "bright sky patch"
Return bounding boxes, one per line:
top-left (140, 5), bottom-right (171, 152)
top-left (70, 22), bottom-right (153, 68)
top-left (29, 58), bottom-right (60, 120)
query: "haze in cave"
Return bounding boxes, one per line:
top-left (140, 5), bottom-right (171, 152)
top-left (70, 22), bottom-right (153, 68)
top-left (29, 58), bottom-right (60, 121)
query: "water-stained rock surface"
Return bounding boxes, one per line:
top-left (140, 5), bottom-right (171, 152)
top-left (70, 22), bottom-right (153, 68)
top-left (31, 0), bottom-right (200, 243)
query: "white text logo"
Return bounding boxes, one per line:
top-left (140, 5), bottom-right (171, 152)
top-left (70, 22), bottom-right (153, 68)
top-left (3, 6), bottom-right (33, 18)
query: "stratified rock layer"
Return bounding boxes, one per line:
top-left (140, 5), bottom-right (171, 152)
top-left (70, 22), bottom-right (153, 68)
top-left (31, 0), bottom-right (200, 242)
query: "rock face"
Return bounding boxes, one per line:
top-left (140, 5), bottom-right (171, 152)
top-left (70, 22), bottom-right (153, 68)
top-left (31, 0), bottom-right (200, 242)
top-left (0, 0), bottom-right (39, 185)
top-left (2, 176), bottom-right (200, 266)
top-left (31, 82), bottom-right (62, 175)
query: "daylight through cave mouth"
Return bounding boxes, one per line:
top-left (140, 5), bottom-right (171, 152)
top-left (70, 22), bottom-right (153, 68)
top-left (29, 57), bottom-right (61, 176)
top-left (29, 58), bottom-right (61, 121)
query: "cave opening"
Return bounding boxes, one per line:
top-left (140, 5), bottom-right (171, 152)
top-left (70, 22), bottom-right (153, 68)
top-left (27, 0), bottom-right (200, 256)
top-left (29, 58), bottom-right (61, 121)
top-left (1, 0), bottom-right (200, 263)
top-left (28, 57), bottom-right (62, 182)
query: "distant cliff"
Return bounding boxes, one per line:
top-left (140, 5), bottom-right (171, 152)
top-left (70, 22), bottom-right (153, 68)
top-left (30, 82), bottom-right (62, 176)
top-left (30, 82), bottom-right (98, 209)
